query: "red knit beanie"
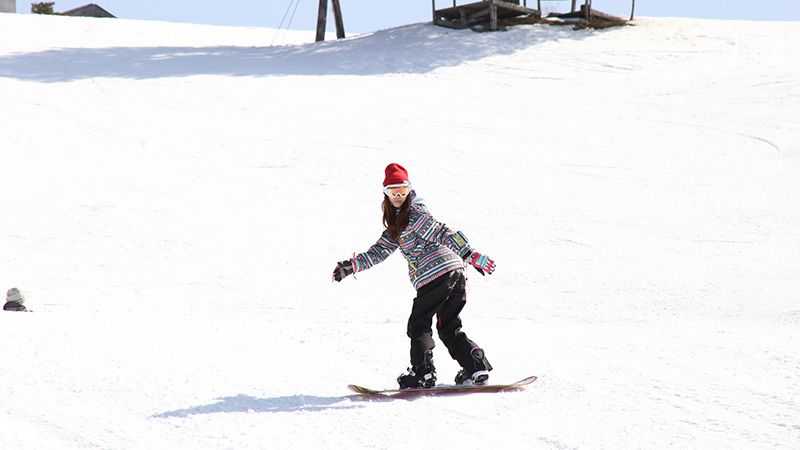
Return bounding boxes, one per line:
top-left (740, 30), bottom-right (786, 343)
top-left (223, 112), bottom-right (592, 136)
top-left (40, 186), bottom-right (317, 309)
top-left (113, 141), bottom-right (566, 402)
top-left (383, 163), bottom-right (409, 187)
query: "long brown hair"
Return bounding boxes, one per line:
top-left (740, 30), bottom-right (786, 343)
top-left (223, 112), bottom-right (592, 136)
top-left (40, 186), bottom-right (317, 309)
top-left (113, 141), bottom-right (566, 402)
top-left (383, 194), bottom-right (410, 240)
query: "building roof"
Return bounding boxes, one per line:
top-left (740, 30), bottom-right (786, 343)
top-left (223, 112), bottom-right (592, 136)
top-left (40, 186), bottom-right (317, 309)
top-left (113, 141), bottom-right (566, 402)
top-left (61, 3), bottom-right (115, 18)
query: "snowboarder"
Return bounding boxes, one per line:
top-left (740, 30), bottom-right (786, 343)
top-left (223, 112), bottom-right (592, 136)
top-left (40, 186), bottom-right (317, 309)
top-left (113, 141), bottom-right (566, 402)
top-left (3, 288), bottom-right (28, 312)
top-left (332, 163), bottom-right (497, 389)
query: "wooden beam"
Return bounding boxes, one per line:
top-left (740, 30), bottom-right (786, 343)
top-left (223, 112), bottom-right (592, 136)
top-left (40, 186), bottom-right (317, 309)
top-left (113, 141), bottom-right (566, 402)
top-left (582, 8), bottom-right (626, 23)
top-left (499, 15), bottom-right (541, 26)
top-left (436, 1), bottom-right (490, 16)
top-left (435, 17), bottom-right (469, 29)
top-left (331, 0), bottom-right (345, 39)
top-left (467, 7), bottom-right (490, 22)
top-left (489, 0), bottom-right (498, 30)
top-left (494, 0), bottom-right (538, 15)
top-left (315, 0), bottom-right (328, 42)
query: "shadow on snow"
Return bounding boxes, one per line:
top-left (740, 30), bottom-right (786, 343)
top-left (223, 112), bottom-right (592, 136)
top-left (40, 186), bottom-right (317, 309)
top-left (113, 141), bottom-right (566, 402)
top-left (0, 23), bottom-right (598, 82)
top-left (152, 393), bottom-right (374, 418)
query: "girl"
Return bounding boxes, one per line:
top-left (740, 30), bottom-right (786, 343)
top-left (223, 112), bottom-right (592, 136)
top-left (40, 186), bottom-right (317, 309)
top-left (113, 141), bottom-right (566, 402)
top-left (332, 163), bottom-right (496, 389)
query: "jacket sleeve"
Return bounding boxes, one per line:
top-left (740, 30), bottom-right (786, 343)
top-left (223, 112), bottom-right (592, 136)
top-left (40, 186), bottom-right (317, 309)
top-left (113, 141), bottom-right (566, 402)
top-left (407, 203), bottom-right (473, 259)
top-left (352, 230), bottom-right (399, 273)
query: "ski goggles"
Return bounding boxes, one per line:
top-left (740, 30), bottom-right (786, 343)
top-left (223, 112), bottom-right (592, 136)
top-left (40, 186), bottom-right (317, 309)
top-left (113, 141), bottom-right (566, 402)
top-left (383, 183), bottom-right (411, 198)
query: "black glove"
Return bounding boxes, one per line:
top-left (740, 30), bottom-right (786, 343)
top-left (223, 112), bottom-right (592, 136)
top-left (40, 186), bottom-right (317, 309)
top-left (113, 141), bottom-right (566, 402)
top-left (332, 260), bottom-right (355, 282)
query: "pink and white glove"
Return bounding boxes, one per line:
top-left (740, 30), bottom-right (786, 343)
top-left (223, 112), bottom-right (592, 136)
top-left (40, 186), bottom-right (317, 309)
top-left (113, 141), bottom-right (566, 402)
top-left (468, 251), bottom-right (496, 276)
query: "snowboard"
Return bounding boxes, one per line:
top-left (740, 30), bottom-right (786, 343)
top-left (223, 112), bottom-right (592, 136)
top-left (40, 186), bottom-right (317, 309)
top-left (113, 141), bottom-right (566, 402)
top-left (348, 375), bottom-right (537, 399)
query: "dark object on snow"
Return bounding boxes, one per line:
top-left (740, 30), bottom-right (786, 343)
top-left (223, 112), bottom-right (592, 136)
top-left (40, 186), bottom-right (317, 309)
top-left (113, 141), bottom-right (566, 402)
top-left (61, 3), bottom-right (115, 18)
top-left (4, 288), bottom-right (28, 312)
top-left (31, 2), bottom-right (55, 14)
top-left (3, 301), bottom-right (26, 312)
top-left (546, 4), bottom-right (629, 29)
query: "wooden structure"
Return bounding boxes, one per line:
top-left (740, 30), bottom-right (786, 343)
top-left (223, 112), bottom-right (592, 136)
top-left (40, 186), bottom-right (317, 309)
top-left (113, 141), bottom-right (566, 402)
top-left (315, 0), bottom-right (345, 42)
top-left (432, 0), bottom-right (634, 31)
top-left (61, 3), bottom-right (115, 18)
top-left (432, 0), bottom-right (540, 31)
top-left (312, 0), bottom-right (634, 41)
top-left (546, 3), bottom-right (629, 29)
top-left (567, 0), bottom-right (637, 23)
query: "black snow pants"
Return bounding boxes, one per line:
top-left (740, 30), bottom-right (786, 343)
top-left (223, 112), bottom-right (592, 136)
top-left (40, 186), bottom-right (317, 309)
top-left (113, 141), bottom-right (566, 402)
top-left (407, 269), bottom-right (481, 372)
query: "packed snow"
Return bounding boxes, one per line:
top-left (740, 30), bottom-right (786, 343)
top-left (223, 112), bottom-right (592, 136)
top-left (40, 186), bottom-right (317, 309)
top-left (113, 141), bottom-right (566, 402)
top-left (1, 11), bottom-right (799, 450)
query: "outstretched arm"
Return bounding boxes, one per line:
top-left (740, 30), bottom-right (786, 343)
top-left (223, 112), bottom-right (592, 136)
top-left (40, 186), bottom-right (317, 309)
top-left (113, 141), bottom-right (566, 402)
top-left (353, 231), bottom-right (399, 272)
top-left (333, 231), bottom-right (399, 282)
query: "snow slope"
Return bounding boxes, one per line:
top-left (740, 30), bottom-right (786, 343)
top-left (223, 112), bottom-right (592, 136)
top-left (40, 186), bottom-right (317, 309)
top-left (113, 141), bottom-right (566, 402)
top-left (1, 12), bottom-right (799, 450)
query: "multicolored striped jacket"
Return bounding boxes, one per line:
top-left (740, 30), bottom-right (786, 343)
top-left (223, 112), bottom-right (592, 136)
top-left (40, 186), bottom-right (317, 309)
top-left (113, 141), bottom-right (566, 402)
top-left (352, 191), bottom-right (473, 290)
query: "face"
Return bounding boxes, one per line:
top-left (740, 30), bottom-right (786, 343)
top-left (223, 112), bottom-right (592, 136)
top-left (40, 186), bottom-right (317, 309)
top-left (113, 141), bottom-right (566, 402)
top-left (384, 185), bottom-right (410, 208)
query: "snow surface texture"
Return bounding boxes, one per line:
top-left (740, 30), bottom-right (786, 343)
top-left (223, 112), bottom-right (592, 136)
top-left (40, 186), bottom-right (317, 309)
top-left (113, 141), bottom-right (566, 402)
top-left (1, 12), bottom-right (799, 450)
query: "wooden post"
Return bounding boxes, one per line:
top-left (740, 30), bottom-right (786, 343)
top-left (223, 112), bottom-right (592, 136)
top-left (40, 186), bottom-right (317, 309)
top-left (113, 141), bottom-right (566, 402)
top-left (537, 0), bottom-right (540, 12)
top-left (315, 0), bottom-right (328, 42)
top-left (584, 0), bottom-right (592, 21)
top-left (489, 0), bottom-right (498, 30)
top-left (432, 0), bottom-right (436, 23)
top-left (331, 0), bottom-right (345, 39)
top-left (571, 0), bottom-right (576, 13)
top-left (630, 0), bottom-right (635, 20)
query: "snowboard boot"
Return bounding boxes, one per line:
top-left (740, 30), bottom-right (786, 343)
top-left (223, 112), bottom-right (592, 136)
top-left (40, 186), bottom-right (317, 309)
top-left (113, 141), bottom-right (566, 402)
top-left (454, 348), bottom-right (493, 385)
top-left (397, 366), bottom-right (437, 389)
top-left (397, 351), bottom-right (436, 389)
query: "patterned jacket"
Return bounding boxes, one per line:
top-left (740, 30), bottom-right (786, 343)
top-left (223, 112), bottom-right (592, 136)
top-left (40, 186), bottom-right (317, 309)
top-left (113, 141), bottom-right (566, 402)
top-left (352, 191), bottom-right (473, 290)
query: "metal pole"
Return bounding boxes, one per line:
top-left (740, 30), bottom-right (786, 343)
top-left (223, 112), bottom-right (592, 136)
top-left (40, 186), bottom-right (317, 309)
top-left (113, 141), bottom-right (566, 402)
top-left (630, 0), bottom-right (635, 20)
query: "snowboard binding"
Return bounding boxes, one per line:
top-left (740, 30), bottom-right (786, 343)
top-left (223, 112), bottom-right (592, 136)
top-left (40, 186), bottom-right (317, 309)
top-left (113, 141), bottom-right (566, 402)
top-left (454, 348), bottom-right (492, 385)
top-left (397, 350), bottom-right (436, 389)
